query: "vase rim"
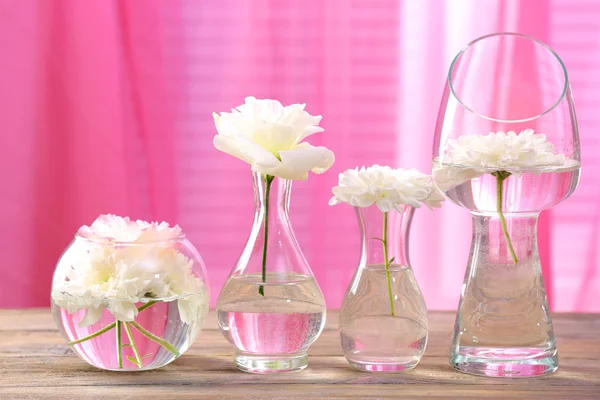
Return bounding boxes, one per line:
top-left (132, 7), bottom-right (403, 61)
top-left (51, 291), bottom-right (204, 302)
top-left (74, 231), bottom-right (186, 245)
top-left (448, 32), bottom-right (569, 123)
top-left (354, 204), bottom-right (414, 212)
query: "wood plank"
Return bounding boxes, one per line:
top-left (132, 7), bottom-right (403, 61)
top-left (1, 384), bottom-right (599, 400)
top-left (0, 310), bottom-right (599, 399)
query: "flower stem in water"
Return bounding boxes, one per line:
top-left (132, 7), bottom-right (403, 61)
top-left (116, 321), bottom-right (123, 369)
top-left (129, 321), bottom-right (180, 357)
top-left (124, 322), bottom-right (143, 368)
top-left (382, 211), bottom-right (396, 317)
top-left (258, 174), bottom-right (274, 296)
top-left (493, 171), bottom-right (518, 264)
top-left (67, 300), bottom-right (158, 346)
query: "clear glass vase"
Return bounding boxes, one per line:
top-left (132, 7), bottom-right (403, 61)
top-left (340, 205), bottom-right (428, 372)
top-left (433, 33), bottom-right (581, 377)
top-left (216, 172), bottom-right (326, 374)
top-left (51, 234), bottom-right (210, 371)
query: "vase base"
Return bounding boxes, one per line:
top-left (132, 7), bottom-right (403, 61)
top-left (347, 359), bottom-right (419, 372)
top-left (234, 352), bottom-right (308, 374)
top-left (450, 346), bottom-right (558, 377)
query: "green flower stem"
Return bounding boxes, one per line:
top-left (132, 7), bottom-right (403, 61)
top-left (258, 174), bottom-right (274, 296)
top-left (129, 321), bottom-right (180, 357)
top-left (116, 321), bottom-right (123, 369)
top-left (382, 212), bottom-right (396, 317)
top-left (493, 171), bottom-right (518, 264)
top-left (67, 300), bottom-right (158, 346)
top-left (68, 320), bottom-right (118, 346)
top-left (124, 322), bottom-right (143, 368)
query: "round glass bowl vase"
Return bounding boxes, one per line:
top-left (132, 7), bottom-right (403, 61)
top-left (340, 205), bottom-right (428, 372)
top-left (432, 33), bottom-right (580, 377)
top-left (51, 232), bottom-right (210, 371)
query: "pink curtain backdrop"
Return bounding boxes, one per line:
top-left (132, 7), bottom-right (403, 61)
top-left (1, 0), bottom-right (598, 311)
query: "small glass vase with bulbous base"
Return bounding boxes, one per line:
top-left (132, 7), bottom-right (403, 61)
top-left (340, 205), bottom-right (428, 372)
top-left (216, 172), bottom-right (326, 374)
top-left (433, 33), bottom-right (581, 377)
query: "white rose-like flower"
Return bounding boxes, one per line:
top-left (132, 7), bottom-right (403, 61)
top-left (433, 129), bottom-right (572, 191)
top-left (329, 165), bottom-right (444, 212)
top-left (213, 96), bottom-right (335, 180)
top-left (52, 215), bottom-right (208, 328)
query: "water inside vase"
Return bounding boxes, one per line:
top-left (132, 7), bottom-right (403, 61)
top-left (431, 162), bottom-right (576, 376)
top-left (452, 255), bottom-right (558, 378)
top-left (434, 161), bottom-right (580, 214)
top-left (340, 265), bottom-right (427, 370)
top-left (52, 297), bottom-right (201, 371)
top-left (217, 273), bottom-right (326, 356)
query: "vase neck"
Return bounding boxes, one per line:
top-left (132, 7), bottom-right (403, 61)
top-left (470, 212), bottom-right (539, 265)
top-left (231, 172), bottom-right (313, 279)
top-left (449, 211), bottom-right (553, 359)
top-left (357, 205), bottom-right (414, 268)
top-left (253, 172), bottom-right (291, 218)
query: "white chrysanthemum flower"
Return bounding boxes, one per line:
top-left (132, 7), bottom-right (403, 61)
top-left (213, 96), bottom-right (335, 180)
top-left (52, 215), bottom-right (208, 328)
top-left (77, 214), bottom-right (183, 243)
top-left (433, 129), bottom-right (577, 265)
top-left (433, 129), bottom-right (572, 191)
top-left (329, 165), bottom-right (444, 212)
top-left (444, 129), bottom-right (566, 172)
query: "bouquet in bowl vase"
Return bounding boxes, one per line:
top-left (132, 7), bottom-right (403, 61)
top-left (51, 214), bottom-right (210, 371)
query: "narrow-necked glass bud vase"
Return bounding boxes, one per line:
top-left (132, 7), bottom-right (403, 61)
top-left (340, 205), bottom-right (428, 372)
top-left (216, 173), bottom-right (326, 374)
top-left (433, 33), bottom-right (580, 377)
top-left (51, 215), bottom-right (210, 371)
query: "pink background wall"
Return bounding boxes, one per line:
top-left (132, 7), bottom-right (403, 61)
top-left (1, 0), bottom-right (599, 311)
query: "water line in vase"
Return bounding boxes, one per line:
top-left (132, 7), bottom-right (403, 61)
top-left (492, 170), bottom-right (518, 264)
top-left (259, 174), bottom-right (274, 296)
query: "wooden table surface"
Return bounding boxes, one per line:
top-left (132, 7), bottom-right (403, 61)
top-left (0, 310), bottom-right (599, 400)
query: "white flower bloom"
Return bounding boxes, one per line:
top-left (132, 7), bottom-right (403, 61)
top-left (52, 215), bottom-right (208, 328)
top-left (213, 96), bottom-right (335, 180)
top-left (329, 165), bottom-right (444, 212)
top-left (433, 129), bottom-right (573, 191)
top-left (432, 163), bottom-right (484, 192)
top-left (78, 214), bottom-right (183, 243)
top-left (444, 129), bottom-right (566, 172)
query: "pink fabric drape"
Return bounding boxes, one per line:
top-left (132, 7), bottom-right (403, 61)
top-left (1, 0), bottom-right (598, 311)
top-left (0, 0), bottom-right (178, 307)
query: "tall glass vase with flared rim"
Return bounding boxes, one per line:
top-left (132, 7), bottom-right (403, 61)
top-left (432, 32), bottom-right (580, 377)
top-left (216, 172), bottom-right (326, 374)
top-left (340, 205), bottom-right (428, 372)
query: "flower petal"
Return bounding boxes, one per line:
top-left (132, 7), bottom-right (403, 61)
top-left (432, 165), bottom-right (483, 192)
top-left (214, 134), bottom-right (279, 169)
top-left (79, 306), bottom-right (105, 327)
top-left (269, 143), bottom-right (335, 180)
top-left (330, 165), bottom-right (445, 211)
